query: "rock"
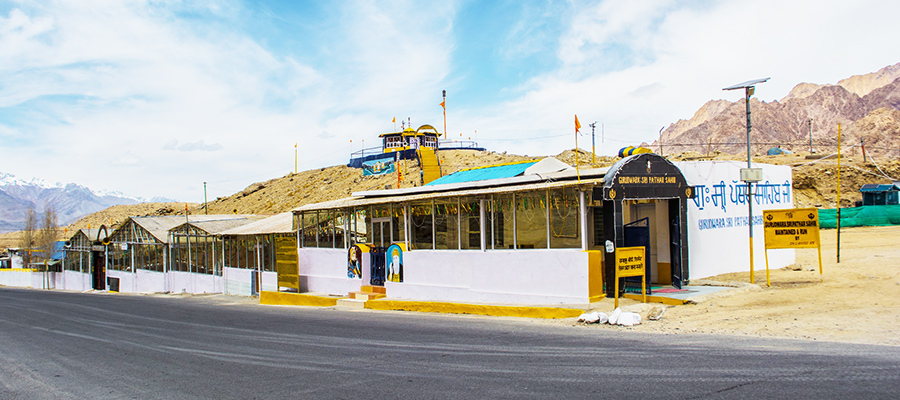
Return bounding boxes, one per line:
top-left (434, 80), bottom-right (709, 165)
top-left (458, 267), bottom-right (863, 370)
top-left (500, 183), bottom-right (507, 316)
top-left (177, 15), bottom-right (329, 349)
top-left (647, 305), bottom-right (666, 321)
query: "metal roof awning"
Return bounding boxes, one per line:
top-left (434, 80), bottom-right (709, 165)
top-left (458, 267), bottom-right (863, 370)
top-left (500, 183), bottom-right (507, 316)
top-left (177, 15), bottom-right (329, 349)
top-left (220, 213), bottom-right (294, 236)
top-left (295, 176), bottom-right (606, 213)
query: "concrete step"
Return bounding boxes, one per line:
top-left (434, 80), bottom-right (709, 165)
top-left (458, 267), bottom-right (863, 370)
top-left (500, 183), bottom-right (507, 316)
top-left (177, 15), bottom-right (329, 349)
top-left (336, 298), bottom-right (367, 309)
top-left (360, 285), bottom-right (386, 294)
top-left (351, 291), bottom-right (386, 301)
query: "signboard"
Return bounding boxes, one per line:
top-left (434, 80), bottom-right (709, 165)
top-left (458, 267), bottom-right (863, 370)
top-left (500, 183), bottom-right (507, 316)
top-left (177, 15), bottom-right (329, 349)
top-left (614, 246), bottom-right (646, 308)
top-left (763, 207), bottom-right (823, 279)
top-left (596, 154), bottom-right (695, 201)
top-left (763, 208), bottom-right (820, 249)
top-left (362, 157), bottom-right (395, 176)
top-left (616, 247), bottom-right (646, 277)
top-left (275, 236), bottom-right (299, 290)
top-left (675, 161), bottom-right (795, 279)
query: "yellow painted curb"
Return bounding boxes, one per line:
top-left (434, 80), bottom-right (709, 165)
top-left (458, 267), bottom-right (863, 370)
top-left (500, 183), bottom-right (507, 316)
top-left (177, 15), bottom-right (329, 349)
top-left (365, 299), bottom-right (583, 319)
top-left (622, 293), bottom-right (687, 306)
top-left (260, 291), bottom-right (340, 307)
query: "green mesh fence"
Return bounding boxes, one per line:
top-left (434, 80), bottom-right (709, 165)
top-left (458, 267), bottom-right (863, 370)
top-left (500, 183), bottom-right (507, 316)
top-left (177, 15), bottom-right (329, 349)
top-left (818, 205), bottom-right (900, 229)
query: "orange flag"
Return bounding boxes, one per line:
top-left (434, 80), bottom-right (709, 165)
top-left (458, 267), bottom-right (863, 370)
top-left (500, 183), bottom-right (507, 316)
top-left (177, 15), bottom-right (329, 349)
top-left (440, 100), bottom-right (445, 109)
top-left (392, 117), bottom-right (396, 123)
top-left (575, 115), bottom-right (581, 133)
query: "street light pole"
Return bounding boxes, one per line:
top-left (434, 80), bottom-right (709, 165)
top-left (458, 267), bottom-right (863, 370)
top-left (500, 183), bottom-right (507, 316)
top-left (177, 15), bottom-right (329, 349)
top-left (724, 77), bottom-right (769, 285)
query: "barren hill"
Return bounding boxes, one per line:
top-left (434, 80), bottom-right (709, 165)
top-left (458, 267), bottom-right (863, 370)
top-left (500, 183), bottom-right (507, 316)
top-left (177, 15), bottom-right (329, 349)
top-left (659, 62), bottom-right (900, 158)
top-left (1, 147), bottom-right (897, 250)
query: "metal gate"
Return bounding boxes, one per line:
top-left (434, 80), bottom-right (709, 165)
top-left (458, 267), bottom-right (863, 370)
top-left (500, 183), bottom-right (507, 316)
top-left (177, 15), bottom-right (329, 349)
top-left (623, 218), bottom-right (652, 295)
top-left (370, 246), bottom-right (386, 286)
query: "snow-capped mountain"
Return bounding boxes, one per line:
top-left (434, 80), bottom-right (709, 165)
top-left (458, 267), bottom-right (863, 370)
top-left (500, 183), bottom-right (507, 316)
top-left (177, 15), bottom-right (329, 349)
top-left (0, 172), bottom-right (154, 233)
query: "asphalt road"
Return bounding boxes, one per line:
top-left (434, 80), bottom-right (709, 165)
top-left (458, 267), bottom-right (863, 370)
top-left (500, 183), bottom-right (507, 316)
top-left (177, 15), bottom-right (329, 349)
top-left (1, 287), bottom-right (898, 399)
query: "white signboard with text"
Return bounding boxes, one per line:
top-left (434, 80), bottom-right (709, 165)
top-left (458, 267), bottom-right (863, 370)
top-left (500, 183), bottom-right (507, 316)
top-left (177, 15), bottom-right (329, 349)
top-left (675, 161), bottom-right (795, 279)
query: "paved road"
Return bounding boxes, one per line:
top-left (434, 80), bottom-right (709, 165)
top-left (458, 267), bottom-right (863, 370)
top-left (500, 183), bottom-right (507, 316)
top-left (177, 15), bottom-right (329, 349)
top-left (1, 287), bottom-right (898, 399)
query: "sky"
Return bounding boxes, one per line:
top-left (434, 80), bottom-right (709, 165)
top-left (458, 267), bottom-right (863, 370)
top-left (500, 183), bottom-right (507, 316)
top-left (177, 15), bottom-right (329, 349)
top-left (1, 0), bottom-right (899, 202)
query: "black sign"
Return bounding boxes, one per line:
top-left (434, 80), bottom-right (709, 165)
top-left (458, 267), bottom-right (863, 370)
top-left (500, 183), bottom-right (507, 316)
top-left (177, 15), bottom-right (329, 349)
top-left (595, 154), bottom-right (695, 200)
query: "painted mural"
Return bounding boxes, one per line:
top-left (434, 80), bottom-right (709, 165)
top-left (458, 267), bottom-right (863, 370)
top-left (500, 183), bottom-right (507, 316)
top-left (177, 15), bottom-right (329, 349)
top-left (362, 158), bottom-right (395, 176)
top-left (386, 244), bottom-right (403, 282)
top-left (347, 245), bottom-right (363, 278)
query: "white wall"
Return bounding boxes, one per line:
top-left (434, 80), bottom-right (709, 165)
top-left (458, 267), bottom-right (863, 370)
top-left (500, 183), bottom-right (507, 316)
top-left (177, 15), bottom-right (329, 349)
top-left (31, 272), bottom-right (51, 289)
top-left (224, 267), bottom-right (254, 296)
top-left (167, 271), bottom-right (221, 294)
top-left (61, 270), bottom-right (91, 291)
top-left (261, 271), bottom-right (278, 292)
top-left (298, 248), bottom-right (362, 295)
top-left (0, 269), bottom-right (33, 287)
top-left (106, 270), bottom-right (134, 292)
top-left (136, 270), bottom-right (165, 293)
top-left (676, 161), bottom-right (796, 279)
top-left (386, 249), bottom-right (591, 304)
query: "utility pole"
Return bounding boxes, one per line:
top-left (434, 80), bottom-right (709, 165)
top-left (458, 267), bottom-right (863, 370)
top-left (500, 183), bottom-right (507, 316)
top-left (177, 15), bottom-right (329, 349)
top-left (658, 126), bottom-right (665, 156)
top-left (590, 122), bottom-right (597, 164)
top-left (808, 119), bottom-right (813, 153)
top-left (861, 138), bottom-right (866, 162)
top-left (203, 182), bottom-right (208, 215)
top-left (724, 77), bottom-right (770, 285)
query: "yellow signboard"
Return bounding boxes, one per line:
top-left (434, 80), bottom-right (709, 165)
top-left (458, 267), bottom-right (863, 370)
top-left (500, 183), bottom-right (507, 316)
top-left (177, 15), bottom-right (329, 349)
top-left (275, 236), bottom-right (299, 290)
top-left (763, 208), bottom-right (820, 249)
top-left (616, 247), bottom-right (646, 277)
top-left (762, 207), bottom-right (823, 284)
top-left (614, 246), bottom-right (646, 308)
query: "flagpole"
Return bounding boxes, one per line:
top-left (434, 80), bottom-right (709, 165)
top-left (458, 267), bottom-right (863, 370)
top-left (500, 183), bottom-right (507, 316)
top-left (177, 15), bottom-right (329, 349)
top-left (294, 143), bottom-right (298, 174)
top-left (575, 115), bottom-right (581, 183)
top-left (442, 90), bottom-right (447, 139)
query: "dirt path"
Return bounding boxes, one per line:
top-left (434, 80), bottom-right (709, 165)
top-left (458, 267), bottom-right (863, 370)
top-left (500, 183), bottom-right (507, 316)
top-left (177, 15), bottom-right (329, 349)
top-left (580, 225), bottom-right (900, 346)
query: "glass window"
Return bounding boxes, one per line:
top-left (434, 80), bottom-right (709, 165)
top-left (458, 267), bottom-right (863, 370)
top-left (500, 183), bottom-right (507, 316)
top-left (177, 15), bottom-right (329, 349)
top-left (369, 205), bottom-right (391, 247)
top-left (391, 205), bottom-right (405, 244)
top-left (350, 207), bottom-right (367, 245)
top-left (334, 210), bottom-right (346, 248)
top-left (491, 194), bottom-right (515, 249)
top-left (459, 196), bottom-right (481, 250)
top-left (549, 188), bottom-right (582, 248)
top-left (434, 198), bottom-right (459, 249)
top-left (410, 200), bottom-right (433, 250)
top-left (300, 211), bottom-right (316, 248)
top-left (515, 190), bottom-right (547, 249)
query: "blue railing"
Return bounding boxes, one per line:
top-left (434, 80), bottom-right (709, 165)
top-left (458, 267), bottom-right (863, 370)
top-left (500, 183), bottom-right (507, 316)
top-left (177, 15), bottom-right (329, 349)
top-left (349, 145), bottom-right (386, 159)
top-left (348, 140), bottom-right (485, 168)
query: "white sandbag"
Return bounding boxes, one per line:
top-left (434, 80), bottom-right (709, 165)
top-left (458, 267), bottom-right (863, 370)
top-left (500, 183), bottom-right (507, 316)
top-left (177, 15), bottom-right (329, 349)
top-left (597, 312), bottom-right (609, 324)
top-left (616, 311), bottom-right (642, 326)
top-left (577, 311), bottom-right (609, 324)
top-left (577, 312), bottom-right (599, 323)
top-left (608, 308), bottom-right (622, 325)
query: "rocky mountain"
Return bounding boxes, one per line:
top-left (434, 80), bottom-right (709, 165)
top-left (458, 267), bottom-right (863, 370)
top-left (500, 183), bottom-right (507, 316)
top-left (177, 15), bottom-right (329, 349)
top-left (659, 63), bottom-right (900, 157)
top-left (0, 172), bottom-right (148, 233)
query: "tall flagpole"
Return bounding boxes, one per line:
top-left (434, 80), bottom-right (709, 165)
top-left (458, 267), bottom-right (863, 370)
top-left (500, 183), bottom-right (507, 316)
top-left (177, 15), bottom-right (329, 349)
top-left (575, 115), bottom-right (581, 182)
top-left (294, 143), bottom-right (297, 174)
top-left (441, 90), bottom-right (447, 139)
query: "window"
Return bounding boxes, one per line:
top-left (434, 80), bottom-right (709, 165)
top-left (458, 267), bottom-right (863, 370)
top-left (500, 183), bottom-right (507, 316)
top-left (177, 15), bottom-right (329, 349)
top-left (491, 194), bottom-right (514, 249)
top-left (549, 188), bottom-right (581, 248)
top-left (459, 196), bottom-right (481, 250)
top-left (515, 190), bottom-right (547, 249)
top-left (434, 198), bottom-right (459, 249)
top-left (410, 200), bottom-right (433, 250)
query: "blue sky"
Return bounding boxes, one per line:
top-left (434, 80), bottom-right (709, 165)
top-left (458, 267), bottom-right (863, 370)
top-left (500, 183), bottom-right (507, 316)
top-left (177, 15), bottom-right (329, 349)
top-left (1, 0), bottom-right (899, 202)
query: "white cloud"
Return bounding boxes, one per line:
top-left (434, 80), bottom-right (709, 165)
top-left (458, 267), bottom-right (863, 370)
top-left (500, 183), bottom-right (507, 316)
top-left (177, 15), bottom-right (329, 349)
top-left (461, 0), bottom-right (900, 158)
top-left (2, 0), bottom-right (899, 203)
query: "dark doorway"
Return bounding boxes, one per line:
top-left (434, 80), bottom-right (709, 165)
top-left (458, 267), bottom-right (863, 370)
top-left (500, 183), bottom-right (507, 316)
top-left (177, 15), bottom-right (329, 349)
top-left (668, 200), bottom-right (683, 289)
top-left (91, 248), bottom-right (106, 290)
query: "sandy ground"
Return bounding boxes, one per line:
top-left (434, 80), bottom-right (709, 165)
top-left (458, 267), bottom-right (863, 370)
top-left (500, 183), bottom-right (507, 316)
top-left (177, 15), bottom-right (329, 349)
top-left (572, 225), bottom-right (900, 346)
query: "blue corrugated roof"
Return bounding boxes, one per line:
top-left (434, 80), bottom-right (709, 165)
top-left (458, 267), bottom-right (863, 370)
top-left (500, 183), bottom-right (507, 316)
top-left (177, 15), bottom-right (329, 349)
top-left (426, 161), bottom-right (539, 186)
